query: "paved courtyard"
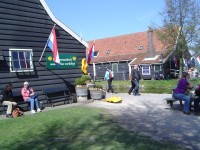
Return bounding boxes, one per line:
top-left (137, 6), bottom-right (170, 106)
top-left (87, 93), bottom-right (200, 150)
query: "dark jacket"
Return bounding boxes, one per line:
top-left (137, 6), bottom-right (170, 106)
top-left (131, 69), bottom-right (141, 81)
top-left (0, 87), bottom-right (13, 101)
top-left (195, 85), bottom-right (200, 96)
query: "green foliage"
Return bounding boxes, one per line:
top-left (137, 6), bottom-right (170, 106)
top-left (74, 75), bottom-right (91, 86)
top-left (95, 84), bottom-right (102, 89)
top-left (152, 0), bottom-right (200, 77)
top-left (81, 75), bottom-right (91, 82)
top-left (95, 79), bottom-right (199, 94)
top-left (74, 78), bottom-right (86, 86)
top-left (0, 107), bottom-right (183, 150)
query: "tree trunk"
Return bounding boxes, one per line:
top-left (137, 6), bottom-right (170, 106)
top-left (179, 58), bottom-right (183, 78)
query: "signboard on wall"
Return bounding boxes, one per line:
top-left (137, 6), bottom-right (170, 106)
top-left (46, 53), bottom-right (78, 69)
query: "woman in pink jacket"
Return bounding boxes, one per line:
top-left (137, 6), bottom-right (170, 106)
top-left (21, 81), bottom-right (41, 114)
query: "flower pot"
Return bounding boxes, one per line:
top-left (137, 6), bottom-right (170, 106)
top-left (89, 89), bottom-right (103, 100)
top-left (75, 86), bottom-right (88, 97)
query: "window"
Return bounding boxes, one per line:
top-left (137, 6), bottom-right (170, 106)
top-left (94, 51), bottom-right (99, 57)
top-left (112, 63), bottom-right (118, 72)
top-left (154, 65), bottom-right (161, 72)
top-left (142, 65), bottom-right (150, 75)
top-left (9, 49), bottom-right (34, 72)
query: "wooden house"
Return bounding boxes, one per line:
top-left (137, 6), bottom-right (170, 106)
top-left (87, 29), bottom-right (183, 80)
top-left (0, 0), bottom-right (88, 105)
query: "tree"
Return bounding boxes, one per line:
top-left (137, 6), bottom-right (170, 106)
top-left (155, 0), bottom-right (200, 77)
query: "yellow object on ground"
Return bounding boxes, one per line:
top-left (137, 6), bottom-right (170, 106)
top-left (106, 96), bottom-right (122, 103)
top-left (81, 58), bottom-right (88, 74)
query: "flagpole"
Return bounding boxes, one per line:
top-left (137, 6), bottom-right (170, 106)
top-left (39, 24), bottom-right (56, 63)
top-left (93, 62), bottom-right (96, 81)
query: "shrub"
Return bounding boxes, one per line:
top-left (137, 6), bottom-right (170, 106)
top-left (74, 78), bottom-right (85, 86)
top-left (95, 85), bottom-right (102, 89)
top-left (74, 75), bottom-right (91, 86)
top-left (81, 75), bottom-right (91, 81)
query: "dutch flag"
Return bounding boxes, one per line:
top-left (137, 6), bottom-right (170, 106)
top-left (47, 28), bottom-right (60, 64)
top-left (87, 43), bottom-right (94, 64)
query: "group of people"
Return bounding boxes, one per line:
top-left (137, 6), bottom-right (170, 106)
top-left (104, 65), bottom-right (141, 96)
top-left (0, 81), bottom-right (41, 118)
top-left (2, 66), bottom-right (200, 117)
top-left (173, 71), bottom-right (200, 115)
top-left (103, 65), bottom-right (200, 116)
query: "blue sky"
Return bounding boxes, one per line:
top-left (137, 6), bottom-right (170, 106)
top-left (45, 0), bottom-right (165, 41)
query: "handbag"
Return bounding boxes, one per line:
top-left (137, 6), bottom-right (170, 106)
top-left (12, 108), bottom-right (23, 118)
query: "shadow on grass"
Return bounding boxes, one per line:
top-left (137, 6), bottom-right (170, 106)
top-left (0, 107), bottom-right (183, 150)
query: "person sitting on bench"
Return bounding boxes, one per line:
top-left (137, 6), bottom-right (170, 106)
top-left (21, 81), bottom-right (41, 114)
top-left (173, 72), bottom-right (193, 115)
top-left (1, 83), bottom-right (17, 118)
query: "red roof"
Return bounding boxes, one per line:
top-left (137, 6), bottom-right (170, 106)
top-left (86, 31), bottom-right (169, 64)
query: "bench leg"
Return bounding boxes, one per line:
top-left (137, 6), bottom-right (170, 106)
top-left (169, 102), bottom-right (173, 109)
top-left (179, 100), bottom-right (183, 105)
top-left (70, 97), bottom-right (73, 104)
top-left (3, 105), bottom-right (7, 115)
top-left (47, 101), bottom-right (53, 107)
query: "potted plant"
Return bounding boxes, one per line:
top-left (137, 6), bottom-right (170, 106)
top-left (80, 75), bottom-right (95, 88)
top-left (75, 75), bottom-right (91, 98)
top-left (89, 85), bottom-right (106, 100)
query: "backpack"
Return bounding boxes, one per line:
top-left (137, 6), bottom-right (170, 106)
top-left (12, 107), bottom-right (23, 118)
top-left (109, 71), bottom-right (113, 78)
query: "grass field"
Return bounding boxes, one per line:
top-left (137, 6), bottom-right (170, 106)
top-left (0, 107), bottom-right (184, 150)
top-left (95, 79), bottom-right (199, 94)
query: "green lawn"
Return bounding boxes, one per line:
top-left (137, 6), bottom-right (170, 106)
top-left (95, 79), bottom-right (199, 93)
top-left (0, 107), bottom-right (184, 150)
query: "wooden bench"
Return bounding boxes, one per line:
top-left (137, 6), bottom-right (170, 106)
top-left (164, 97), bottom-right (183, 109)
top-left (0, 95), bottom-right (6, 114)
top-left (43, 86), bottom-right (73, 107)
top-left (164, 90), bottom-right (194, 109)
top-left (0, 92), bottom-right (29, 114)
top-left (14, 94), bottom-right (30, 111)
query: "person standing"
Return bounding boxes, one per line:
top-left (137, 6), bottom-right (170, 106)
top-left (130, 65), bottom-right (141, 96)
top-left (173, 72), bottom-right (193, 115)
top-left (104, 68), bottom-right (114, 93)
top-left (21, 81), bottom-right (41, 114)
top-left (1, 83), bottom-right (17, 118)
top-left (128, 73), bottom-right (135, 95)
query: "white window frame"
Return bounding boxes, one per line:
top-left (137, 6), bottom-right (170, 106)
top-left (112, 63), bottom-right (118, 72)
top-left (9, 49), bottom-right (34, 72)
top-left (142, 65), bottom-right (151, 75)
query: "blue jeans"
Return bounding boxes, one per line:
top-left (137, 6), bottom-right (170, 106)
top-left (173, 93), bottom-right (190, 113)
top-left (27, 97), bottom-right (39, 110)
top-left (133, 80), bottom-right (139, 95)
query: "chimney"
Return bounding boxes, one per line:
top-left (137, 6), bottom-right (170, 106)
top-left (146, 28), bottom-right (155, 58)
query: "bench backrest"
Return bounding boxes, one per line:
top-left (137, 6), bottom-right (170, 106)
top-left (12, 91), bottom-right (24, 103)
top-left (43, 86), bottom-right (71, 97)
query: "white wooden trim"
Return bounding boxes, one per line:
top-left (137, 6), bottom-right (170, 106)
top-left (39, 0), bottom-right (88, 48)
top-left (9, 49), bottom-right (34, 72)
